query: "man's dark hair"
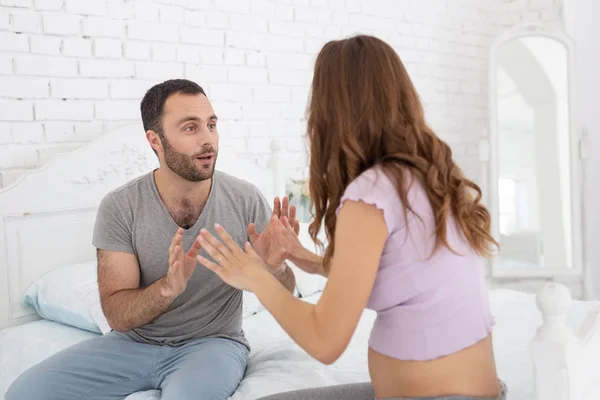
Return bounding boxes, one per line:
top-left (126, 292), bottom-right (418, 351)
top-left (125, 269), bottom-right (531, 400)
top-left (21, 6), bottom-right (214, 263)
top-left (140, 79), bottom-right (206, 137)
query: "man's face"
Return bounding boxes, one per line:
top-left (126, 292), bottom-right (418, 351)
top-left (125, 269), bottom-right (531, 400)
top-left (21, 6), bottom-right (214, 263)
top-left (150, 92), bottom-right (219, 182)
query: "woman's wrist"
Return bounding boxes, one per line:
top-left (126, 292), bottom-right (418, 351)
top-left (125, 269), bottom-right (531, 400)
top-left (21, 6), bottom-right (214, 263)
top-left (249, 265), bottom-right (278, 295)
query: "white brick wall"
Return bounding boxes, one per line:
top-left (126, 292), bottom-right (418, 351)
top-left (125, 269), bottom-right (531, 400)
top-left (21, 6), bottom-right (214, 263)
top-left (0, 0), bottom-right (563, 188)
top-left (496, 0), bottom-right (563, 28)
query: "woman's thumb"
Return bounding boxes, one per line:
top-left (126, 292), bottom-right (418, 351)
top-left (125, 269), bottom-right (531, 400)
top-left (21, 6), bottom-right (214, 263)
top-left (244, 241), bottom-right (258, 255)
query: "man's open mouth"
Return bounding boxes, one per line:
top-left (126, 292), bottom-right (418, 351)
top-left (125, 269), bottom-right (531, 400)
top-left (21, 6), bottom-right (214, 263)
top-left (197, 153), bottom-right (214, 161)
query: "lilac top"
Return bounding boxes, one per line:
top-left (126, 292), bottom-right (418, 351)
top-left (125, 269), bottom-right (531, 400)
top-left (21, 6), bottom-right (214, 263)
top-left (336, 167), bottom-right (495, 361)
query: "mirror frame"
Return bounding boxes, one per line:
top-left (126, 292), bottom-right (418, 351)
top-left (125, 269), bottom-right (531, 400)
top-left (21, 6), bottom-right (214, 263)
top-left (487, 23), bottom-right (581, 278)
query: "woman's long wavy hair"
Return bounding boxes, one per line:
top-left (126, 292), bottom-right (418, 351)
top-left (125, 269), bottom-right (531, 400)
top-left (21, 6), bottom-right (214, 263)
top-left (307, 35), bottom-right (498, 272)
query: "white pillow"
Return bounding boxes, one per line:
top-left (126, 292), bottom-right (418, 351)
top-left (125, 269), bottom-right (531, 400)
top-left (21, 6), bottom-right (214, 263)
top-left (25, 259), bottom-right (269, 336)
top-left (72, 279), bottom-right (111, 334)
top-left (23, 261), bottom-right (104, 334)
top-left (74, 271), bottom-right (267, 326)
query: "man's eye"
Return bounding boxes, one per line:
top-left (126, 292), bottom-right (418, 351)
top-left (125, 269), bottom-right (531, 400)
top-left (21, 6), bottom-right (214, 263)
top-left (185, 125), bottom-right (196, 132)
top-left (209, 123), bottom-right (216, 129)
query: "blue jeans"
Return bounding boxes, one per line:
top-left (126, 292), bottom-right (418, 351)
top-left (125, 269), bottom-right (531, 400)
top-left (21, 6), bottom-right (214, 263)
top-left (5, 332), bottom-right (248, 400)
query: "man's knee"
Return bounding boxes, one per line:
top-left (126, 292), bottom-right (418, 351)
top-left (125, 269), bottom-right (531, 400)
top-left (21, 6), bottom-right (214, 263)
top-left (161, 367), bottom-right (246, 400)
top-left (160, 338), bottom-right (249, 400)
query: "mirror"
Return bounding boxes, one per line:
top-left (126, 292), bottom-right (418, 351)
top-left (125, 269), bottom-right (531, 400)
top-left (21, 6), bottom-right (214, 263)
top-left (488, 27), bottom-right (581, 277)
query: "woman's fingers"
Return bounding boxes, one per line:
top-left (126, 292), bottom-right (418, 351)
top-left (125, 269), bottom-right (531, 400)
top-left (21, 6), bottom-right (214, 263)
top-left (199, 229), bottom-right (232, 261)
top-left (244, 241), bottom-right (260, 258)
top-left (197, 255), bottom-right (226, 280)
top-left (199, 226), bottom-right (262, 275)
top-left (214, 224), bottom-right (244, 256)
top-left (198, 235), bottom-right (227, 265)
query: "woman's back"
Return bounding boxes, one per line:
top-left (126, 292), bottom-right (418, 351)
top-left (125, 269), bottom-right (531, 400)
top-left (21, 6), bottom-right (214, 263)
top-left (338, 166), bottom-right (501, 398)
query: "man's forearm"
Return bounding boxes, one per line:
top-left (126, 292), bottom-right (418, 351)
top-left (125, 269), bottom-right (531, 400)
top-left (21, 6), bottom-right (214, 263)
top-left (102, 277), bottom-right (177, 333)
top-left (273, 262), bottom-right (296, 293)
top-left (291, 247), bottom-right (328, 277)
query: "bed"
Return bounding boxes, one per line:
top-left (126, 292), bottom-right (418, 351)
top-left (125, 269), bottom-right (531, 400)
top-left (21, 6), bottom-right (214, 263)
top-left (1, 122), bottom-right (600, 400)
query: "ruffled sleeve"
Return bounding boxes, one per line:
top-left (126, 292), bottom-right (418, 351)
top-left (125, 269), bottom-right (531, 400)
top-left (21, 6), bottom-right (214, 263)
top-left (335, 168), bottom-right (403, 234)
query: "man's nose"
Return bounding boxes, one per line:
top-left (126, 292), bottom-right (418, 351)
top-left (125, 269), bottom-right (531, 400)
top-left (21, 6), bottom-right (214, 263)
top-left (195, 126), bottom-right (216, 146)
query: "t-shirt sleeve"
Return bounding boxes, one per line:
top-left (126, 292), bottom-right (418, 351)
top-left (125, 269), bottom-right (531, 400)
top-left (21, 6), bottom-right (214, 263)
top-left (247, 186), bottom-right (273, 239)
top-left (335, 169), bottom-right (403, 234)
top-left (92, 192), bottom-right (135, 254)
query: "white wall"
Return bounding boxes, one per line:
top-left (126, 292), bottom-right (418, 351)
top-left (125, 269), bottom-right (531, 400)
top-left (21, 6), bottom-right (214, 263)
top-left (1, 0), bottom-right (586, 293)
top-left (495, 0), bottom-right (563, 28)
top-left (572, 0), bottom-right (600, 298)
top-left (0, 0), bottom-right (497, 189)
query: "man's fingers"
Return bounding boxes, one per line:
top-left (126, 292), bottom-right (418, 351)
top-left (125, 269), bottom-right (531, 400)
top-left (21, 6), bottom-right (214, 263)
top-left (288, 204), bottom-right (300, 235)
top-left (273, 197), bottom-right (281, 217)
top-left (281, 196), bottom-right (289, 218)
top-left (281, 216), bottom-right (298, 235)
top-left (246, 223), bottom-right (260, 243)
top-left (186, 236), bottom-right (202, 258)
top-left (281, 216), bottom-right (292, 229)
top-left (170, 246), bottom-right (182, 271)
top-left (174, 245), bottom-right (182, 260)
top-left (169, 227), bottom-right (182, 254)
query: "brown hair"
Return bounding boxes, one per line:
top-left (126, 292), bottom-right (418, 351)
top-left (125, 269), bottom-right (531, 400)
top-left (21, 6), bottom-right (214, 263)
top-left (306, 35), bottom-right (498, 272)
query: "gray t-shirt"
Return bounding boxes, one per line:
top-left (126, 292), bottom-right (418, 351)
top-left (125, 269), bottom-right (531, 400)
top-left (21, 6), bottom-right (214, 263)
top-left (92, 170), bottom-right (272, 349)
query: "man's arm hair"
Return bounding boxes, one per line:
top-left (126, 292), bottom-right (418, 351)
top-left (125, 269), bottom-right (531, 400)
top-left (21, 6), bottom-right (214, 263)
top-left (273, 262), bottom-right (296, 293)
top-left (97, 249), bottom-right (177, 332)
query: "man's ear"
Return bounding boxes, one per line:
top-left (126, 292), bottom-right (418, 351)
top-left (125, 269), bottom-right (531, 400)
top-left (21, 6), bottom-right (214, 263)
top-left (146, 130), bottom-right (162, 154)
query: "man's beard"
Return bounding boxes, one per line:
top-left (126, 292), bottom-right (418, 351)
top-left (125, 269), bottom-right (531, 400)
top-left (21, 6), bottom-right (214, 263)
top-left (161, 136), bottom-right (217, 182)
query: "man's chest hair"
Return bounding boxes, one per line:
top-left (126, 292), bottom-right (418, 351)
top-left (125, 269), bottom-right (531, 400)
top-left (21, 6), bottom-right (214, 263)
top-left (167, 199), bottom-right (205, 230)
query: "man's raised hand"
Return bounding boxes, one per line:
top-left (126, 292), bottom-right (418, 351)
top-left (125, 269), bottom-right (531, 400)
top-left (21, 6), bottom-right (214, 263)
top-left (162, 227), bottom-right (203, 297)
top-left (275, 196), bottom-right (300, 236)
top-left (246, 196), bottom-right (305, 273)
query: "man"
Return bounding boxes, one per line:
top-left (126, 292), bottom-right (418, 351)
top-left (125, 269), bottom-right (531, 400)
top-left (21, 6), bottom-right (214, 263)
top-left (6, 79), bottom-right (298, 400)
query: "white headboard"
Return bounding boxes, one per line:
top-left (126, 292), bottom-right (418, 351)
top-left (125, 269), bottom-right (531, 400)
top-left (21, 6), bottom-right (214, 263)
top-left (0, 122), bottom-right (286, 329)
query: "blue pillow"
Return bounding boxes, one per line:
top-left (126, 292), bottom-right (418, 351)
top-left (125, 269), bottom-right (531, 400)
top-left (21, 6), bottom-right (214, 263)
top-left (23, 261), bottom-right (103, 334)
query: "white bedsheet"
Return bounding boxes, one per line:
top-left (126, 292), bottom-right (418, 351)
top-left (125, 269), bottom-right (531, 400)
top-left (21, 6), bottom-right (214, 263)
top-left (0, 320), bottom-right (101, 395)
top-left (2, 290), bottom-right (600, 400)
top-left (235, 289), bottom-right (600, 399)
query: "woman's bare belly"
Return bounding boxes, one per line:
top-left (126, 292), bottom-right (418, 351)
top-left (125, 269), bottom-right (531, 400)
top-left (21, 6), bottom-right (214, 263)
top-left (368, 334), bottom-right (501, 399)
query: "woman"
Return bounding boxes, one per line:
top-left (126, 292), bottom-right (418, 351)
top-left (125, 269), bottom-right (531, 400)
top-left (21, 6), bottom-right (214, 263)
top-left (195, 35), bottom-right (506, 400)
